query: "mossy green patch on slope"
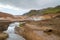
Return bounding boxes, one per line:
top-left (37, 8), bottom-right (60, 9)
top-left (23, 5), bottom-right (60, 16)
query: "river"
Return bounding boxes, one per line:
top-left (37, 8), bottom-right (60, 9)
top-left (5, 22), bottom-right (25, 40)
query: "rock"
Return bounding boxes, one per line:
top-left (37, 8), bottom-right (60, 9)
top-left (0, 32), bottom-right (9, 40)
top-left (0, 22), bottom-right (11, 32)
top-left (15, 17), bottom-right (60, 40)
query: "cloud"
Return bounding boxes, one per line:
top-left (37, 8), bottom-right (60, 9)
top-left (0, 7), bottom-right (29, 15)
top-left (0, 0), bottom-right (60, 9)
top-left (0, 4), bottom-right (29, 15)
top-left (0, 4), bottom-right (22, 10)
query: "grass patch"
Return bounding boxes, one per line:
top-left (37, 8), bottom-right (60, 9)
top-left (19, 23), bottom-right (25, 27)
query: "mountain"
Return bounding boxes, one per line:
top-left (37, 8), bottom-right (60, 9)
top-left (23, 5), bottom-right (60, 16)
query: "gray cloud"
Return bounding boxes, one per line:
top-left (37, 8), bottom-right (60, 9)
top-left (0, 0), bottom-right (60, 9)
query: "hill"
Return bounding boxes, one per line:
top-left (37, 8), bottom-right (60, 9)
top-left (0, 12), bottom-right (15, 18)
top-left (23, 5), bottom-right (60, 16)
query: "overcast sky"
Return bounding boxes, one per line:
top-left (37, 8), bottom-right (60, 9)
top-left (0, 0), bottom-right (60, 15)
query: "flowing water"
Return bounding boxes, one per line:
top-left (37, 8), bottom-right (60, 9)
top-left (5, 22), bottom-right (25, 40)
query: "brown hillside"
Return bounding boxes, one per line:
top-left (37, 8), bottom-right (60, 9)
top-left (0, 12), bottom-right (15, 18)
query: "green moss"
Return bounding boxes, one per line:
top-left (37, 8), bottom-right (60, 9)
top-left (19, 23), bottom-right (25, 27)
top-left (42, 7), bottom-right (60, 14)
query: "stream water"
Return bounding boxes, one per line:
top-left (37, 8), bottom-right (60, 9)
top-left (5, 22), bottom-right (25, 40)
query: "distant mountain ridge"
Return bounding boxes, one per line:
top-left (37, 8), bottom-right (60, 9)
top-left (23, 5), bottom-right (60, 16)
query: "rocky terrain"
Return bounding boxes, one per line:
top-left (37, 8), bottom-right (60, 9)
top-left (0, 5), bottom-right (60, 40)
top-left (0, 12), bottom-right (28, 40)
top-left (0, 12), bottom-right (15, 40)
top-left (15, 13), bottom-right (60, 40)
top-left (0, 12), bottom-right (15, 32)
